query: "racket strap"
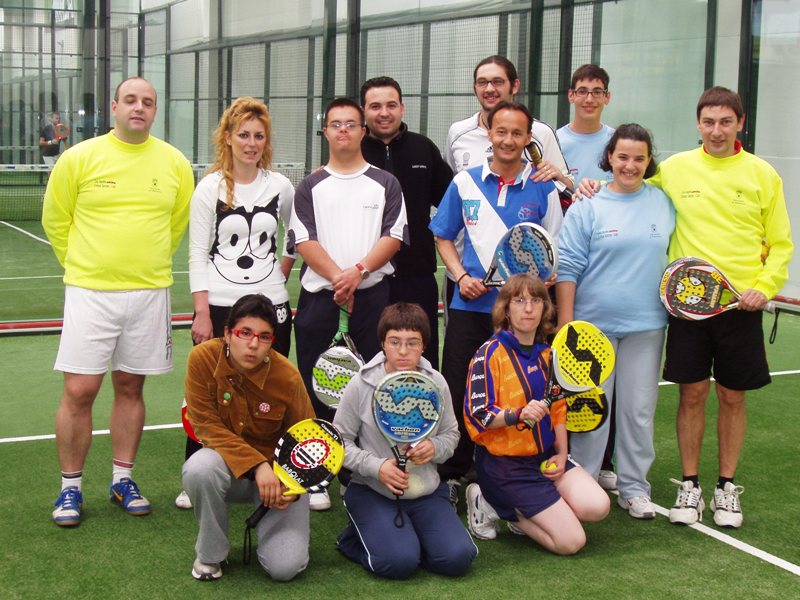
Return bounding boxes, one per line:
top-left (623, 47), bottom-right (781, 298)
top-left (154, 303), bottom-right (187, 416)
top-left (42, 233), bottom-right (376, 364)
top-left (769, 307), bottom-right (780, 344)
top-left (243, 504), bottom-right (269, 564)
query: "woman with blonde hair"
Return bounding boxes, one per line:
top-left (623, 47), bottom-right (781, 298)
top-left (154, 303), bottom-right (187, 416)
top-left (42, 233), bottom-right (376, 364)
top-left (176, 97), bottom-right (296, 509)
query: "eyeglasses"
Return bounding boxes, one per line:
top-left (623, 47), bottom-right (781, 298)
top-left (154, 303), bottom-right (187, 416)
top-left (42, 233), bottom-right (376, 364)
top-left (510, 297), bottom-right (544, 308)
top-left (231, 328), bottom-right (275, 345)
top-left (475, 78), bottom-right (507, 89)
top-left (573, 87), bottom-right (608, 99)
top-left (384, 337), bottom-right (424, 351)
top-left (326, 121), bottom-right (363, 130)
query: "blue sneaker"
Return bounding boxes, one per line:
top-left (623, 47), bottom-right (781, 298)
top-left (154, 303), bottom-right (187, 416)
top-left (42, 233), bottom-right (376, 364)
top-left (110, 478), bottom-right (151, 516)
top-left (53, 487), bottom-right (83, 527)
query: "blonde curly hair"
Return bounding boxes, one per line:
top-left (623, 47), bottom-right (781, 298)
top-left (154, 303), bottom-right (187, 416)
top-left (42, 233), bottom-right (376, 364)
top-left (210, 97), bottom-right (273, 209)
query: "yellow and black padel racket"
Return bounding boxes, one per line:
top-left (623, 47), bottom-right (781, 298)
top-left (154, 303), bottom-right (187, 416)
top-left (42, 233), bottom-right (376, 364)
top-left (243, 419), bottom-right (344, 561)
top-left (528, 321), bottom-right (614, 433)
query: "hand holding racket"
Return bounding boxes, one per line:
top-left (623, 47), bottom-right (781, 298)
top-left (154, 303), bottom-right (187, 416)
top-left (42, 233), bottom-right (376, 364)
top-left (243, 419), bottom-right (344, 562)
top-left (660, 257), bottom-right (776, 320)
top-left (373, 371), bottom-right (443, 526)
top-left (312, 305), bottom-right (364, 410)
top-left (484, 222), bottom-right (558, 287)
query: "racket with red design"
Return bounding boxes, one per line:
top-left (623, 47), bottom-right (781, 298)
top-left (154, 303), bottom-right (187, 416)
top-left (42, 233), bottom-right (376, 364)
top-left (243, 419), bottom-right (344, 562)
top-left (660, 257), bottom-right (775, 320)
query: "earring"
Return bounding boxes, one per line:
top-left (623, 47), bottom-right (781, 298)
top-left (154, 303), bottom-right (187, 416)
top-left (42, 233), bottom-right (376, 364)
top-left (224, 343), bottom-right (230, 358)
top-left (263, 355), bottom-right (270, 364)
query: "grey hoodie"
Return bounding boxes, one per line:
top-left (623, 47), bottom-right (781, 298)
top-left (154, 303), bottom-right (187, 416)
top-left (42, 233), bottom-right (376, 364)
top-left (333, 352), bottom-right (459, 500)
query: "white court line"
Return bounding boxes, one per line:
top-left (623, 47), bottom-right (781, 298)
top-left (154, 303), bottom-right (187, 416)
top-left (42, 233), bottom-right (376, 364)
top-left (657, 369), bottom-right (800, 386)
top-left (0, 220), bottom-right (51, 244)
top-left (0, 422), bottom-right (182, 444)
top-left (610, 490), bottom-right (800, 577)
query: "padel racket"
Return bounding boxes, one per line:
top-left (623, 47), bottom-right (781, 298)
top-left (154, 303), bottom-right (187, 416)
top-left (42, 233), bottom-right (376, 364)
top-left (660, 256), bottom-right (775, 320)
top-left (483, 222), bottom-right (558, 286)
top-left (311, 306), bottom-right (364, 409)
top-left (373, 371), bottom-right (443, 526)
top-left (54, 123), bottom-right (70, 141)
top-left (243, 419), bottom-right (344, 562)
top-left (525, 321), bottom-right (615, 433)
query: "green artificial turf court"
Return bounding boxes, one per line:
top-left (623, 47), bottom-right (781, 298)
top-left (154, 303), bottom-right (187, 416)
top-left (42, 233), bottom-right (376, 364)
top-left (1, 319), bottom-right (799, 598)
top-left (2, 214), bottom-right (800, 598)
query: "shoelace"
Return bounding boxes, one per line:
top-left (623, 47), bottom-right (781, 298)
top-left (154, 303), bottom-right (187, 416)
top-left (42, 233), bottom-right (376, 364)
top-left (118, 479), bottom-right (143, 499)
top-left (717, 486), bottom-right (744, 511)
top-left (58, 488), bottom-right (81, 510)
top-left (671, 478), bottom-right (701, 508)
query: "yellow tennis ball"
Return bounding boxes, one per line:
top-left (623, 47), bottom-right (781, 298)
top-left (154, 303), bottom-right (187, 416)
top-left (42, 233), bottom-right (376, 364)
top-left (540, 460), bottom-right (557, 473)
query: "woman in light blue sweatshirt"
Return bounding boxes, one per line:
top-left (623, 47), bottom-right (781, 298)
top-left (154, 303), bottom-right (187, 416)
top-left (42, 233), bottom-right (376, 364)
top-left (556, 124), bottom-right (675, 520)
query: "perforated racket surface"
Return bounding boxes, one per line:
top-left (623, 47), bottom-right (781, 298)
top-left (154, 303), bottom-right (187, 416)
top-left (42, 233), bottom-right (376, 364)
top-left (245, 419), bottom-right (343, 528)
top-left (551, 320), bottom-right (615, 390)
top-left (484, 222), bottom-right (558, 287)
top-left (563, 387), bottom-right (609, 432)
top-left (373, 371), bottom-right (443, 470)
top-left (312, 306), bottom-right (364, 409)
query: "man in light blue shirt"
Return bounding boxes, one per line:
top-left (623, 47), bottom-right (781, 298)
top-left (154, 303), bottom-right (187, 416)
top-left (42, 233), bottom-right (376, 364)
top-left (557, 65), bottom-right (614, 189)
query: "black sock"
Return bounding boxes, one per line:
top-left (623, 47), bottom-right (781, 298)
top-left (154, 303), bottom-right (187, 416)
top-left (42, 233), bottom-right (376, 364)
top-left (682, 475), bottom-right (699, 487)
top-left (717, 476), bottom-right (734, 490)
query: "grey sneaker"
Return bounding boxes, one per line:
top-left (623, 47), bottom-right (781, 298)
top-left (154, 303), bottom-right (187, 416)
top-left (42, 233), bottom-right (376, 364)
top-left (598, 469), bottom-right (618, 490)
top-left (710, 482), bottom-right (744, 528)
top-left (507, 521), bottom-right (526, 535)
top-left (465, 483), bottom-right (498, 540)
top-left (191, 558), bottom-right (222, 581)
top-left (618, 495), bottom-right (656, 519)
top-left (668, 478), bottom-right (704, 525)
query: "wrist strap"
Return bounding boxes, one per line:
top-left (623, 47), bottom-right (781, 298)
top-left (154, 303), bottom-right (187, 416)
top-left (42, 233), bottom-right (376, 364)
top-left (456, 272), bottom-right (468, 284)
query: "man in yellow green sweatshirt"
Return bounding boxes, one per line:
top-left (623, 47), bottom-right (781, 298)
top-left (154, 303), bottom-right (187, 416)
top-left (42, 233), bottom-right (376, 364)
top-left (42, 77), bottom-right (194, 527)
top-left (653, 87), bottom-right (793, 529)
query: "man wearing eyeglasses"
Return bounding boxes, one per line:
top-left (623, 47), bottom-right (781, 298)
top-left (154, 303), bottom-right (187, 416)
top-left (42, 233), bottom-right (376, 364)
top-left (556, 65), bottom-right (614, 189)
top-left (288, 98), bottom-right (409, 432)
top-left (360, 76), bottom-right (453, 370)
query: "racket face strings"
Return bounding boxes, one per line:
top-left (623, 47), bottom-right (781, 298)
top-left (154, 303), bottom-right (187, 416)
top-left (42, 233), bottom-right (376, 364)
top-left (552, 321), bottom-right (615, 390)
top-left (273, 419), bottom-right (344, 494)
top-left (312, 346), bottom-right (364, 409)
top-left (372, 371), bottom-right (443, 445)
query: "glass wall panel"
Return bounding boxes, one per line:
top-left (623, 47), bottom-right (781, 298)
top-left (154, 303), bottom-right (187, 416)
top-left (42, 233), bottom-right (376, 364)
top-left (755, 0), bottom-right (800, 299)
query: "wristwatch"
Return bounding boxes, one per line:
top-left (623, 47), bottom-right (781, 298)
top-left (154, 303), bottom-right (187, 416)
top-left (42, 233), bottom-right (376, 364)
top-left (355, 262), bottom-right (370, 280)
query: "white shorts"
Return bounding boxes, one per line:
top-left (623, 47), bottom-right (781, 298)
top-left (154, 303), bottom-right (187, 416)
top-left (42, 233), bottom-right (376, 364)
top-left (55, 286), bottom-right (173, 375)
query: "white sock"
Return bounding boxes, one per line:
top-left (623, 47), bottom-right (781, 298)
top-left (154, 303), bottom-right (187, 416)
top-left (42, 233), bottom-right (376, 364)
top-left (61, 471), bottom-right (82, 492)
top-left (112, 459), bottom-right (134, 485)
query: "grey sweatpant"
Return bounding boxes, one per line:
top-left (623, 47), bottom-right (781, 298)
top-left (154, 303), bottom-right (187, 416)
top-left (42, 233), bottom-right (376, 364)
top-left (182, 448), bottom-right (310, 581)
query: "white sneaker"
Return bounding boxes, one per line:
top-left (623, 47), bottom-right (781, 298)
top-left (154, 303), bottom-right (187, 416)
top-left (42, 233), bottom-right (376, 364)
top-left (618, 495), bottom-right (655, 519)
top-left (308, 489), bottom-right (331, 511)
top-left (191, 558), bottom-right (222, 581)
top-left (710, 482), bottom-right (744, 528)
top-left (465, 483), bottom-right (498, 540)
top-left (175, 490), bottom-right (192, 510)
top-left (446, 479), bottom-right (461, 511)
top-left (598, 469), bottom-right (618, 490)
top-left (669, 478), bottom-right (704, 525)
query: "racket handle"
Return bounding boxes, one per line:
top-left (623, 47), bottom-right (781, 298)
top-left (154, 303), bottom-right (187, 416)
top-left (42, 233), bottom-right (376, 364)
top-left (245, 503), bottom-right (270, 528)
top-left (764, 301), bottom-right (776, 313)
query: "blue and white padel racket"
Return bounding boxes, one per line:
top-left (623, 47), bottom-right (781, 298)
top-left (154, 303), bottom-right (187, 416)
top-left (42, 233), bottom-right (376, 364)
top-left (483, 222), bottom-right (558, 286)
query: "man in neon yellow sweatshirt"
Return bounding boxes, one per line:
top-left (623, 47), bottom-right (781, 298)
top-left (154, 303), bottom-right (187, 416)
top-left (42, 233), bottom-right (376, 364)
top-left (651, 87), bottom-right (793, 529)
top-left (42, 77), bottom-right (194, 527)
